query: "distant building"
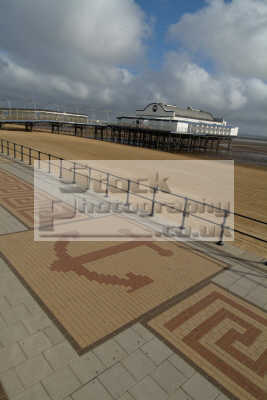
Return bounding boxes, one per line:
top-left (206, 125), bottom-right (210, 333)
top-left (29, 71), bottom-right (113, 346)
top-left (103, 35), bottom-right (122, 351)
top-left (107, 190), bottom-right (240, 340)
top-left (118, 103), bottom-right (238, 136)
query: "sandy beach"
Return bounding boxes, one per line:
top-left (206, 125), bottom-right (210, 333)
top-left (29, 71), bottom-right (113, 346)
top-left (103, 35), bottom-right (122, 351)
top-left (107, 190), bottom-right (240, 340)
top-left (0, 128), bottom-right (266, 257)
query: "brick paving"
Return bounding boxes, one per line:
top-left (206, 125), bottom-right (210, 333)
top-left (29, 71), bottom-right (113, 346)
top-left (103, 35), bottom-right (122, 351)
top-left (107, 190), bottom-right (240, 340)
top-left (0, 159), bottom-right (266, 400)
top-left (148, 284), bottom-right (267, 400)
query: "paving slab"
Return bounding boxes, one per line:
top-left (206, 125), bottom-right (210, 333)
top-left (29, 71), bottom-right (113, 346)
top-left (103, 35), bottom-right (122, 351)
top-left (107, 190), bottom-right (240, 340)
top-left (43, 342), bottom-right (79, 371)
top-left (15, 354), bottom-right (53, 388)
top-left (182, 373), bottom-right (220, 400)
top-left (19, 332), bottom-right (52, 357)
top-left (0, 368), bottom-right (24, 398)
top-left (0, 321), bottom-right (30, 347)
top-left (11, 383), bottom-right (51, 400)
top-left (98, 363), bottom-right (136, 398)
top-left (69, 351), bottom-right (105, 384)
top-left (168, 354), bottom-right (195, 379)
top-left (150, 360), bottom-right (187, 394)
top-left (128, 376), bottom-right (168, 400)
top-left (141, 337), bottom-right (173, 365)
top-left (0, 343), bottom-right (26, 374)
top-left (41, 367), bottom-right (80, 400)
top-left (131, 323), bottom-right (155, 342)
top-left (43, 326), bottom-right (65, 346)
top-left (122, 349), bottom-right (156, 381)
top-left (114, 327), bottom-right (146, 354)
top-left (71, 379), bottom-right (113, 400)
top-left (93, 338), bottom-right (127, 368)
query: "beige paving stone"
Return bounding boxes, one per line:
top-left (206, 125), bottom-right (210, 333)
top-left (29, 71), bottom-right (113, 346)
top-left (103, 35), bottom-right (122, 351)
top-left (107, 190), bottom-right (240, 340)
top-left (182, 373), bottom-right (220, 400)
top-left (15, 354), bottom-right (53, 387)
top-left (98, 363), bottom-right (136, 398)
top-left (150, 360), bottom-right (187, 394)
top-left (0, 313), bottom-right (7, 330)
top-left (0, 297), bottom-right (11, 314)
top-left (245, 285), bottom-right (267, 307)
top-left (114, 328), bottom-right (146, 354)
top-left (122, 349), bottom-right (155, 381)
top-left (168, 354), bottom-right (196, 379)
top-left (69, 351), bottom-right (105, 384)
top-left (71, 379), bottom-right (113, 400)
top-left (24, 300), bottom-right (47, 317)
top-left (0, 321), bottom-right (29, 347)
top-left (93, 338), bottom-right (127, 368)
top-left (0, 368), bottom-right (24, 397)
top-left (227, 282), bottom-right (252, 297)
top-left (19, 332), bottom-right (52, 357)
top-left (119, 393), bottom-right (135, 400)
top-left (44, 341), bottom-right (79, 370)
top-left (21, 313), bottom-right (52, 334)
top-left (42, 367), bottom-right (81, 400)
top-left (132, 323), bottom-right (155, 342)
top-left (43, 325), bottom-right (65, 346)
top-left (11, 383), bottom-right (51, 400)
top-left (5, 291), bottom-right (34, 308)
top-left (141, 337), bottom-right (172, 365)
top-left (1, 304), bottom-right (31, 326)
top-left (168, 388), bottom-right (191, 400)
top-left (0, 343), bottom-right (26, 373)
top-left (129, 376), bottom-right (168, 400)
top-left (211, 271), bottom-right (240, 287)
top-left (0, 258), bottom-right (9, 274)
top-left (231, 276), bottom-right (258, 291)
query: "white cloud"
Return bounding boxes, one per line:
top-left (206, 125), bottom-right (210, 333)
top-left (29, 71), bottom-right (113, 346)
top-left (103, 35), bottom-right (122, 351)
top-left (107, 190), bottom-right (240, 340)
top-left (169, 0), bottom-right (267, 80)
top-left (0, 0), bottom-right (267, 136)
top-left (0, 0), bottom-right (148, 104)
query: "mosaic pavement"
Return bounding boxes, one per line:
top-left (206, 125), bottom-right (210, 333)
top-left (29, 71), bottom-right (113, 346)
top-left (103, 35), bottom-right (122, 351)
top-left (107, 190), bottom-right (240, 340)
top-left (0, 169), bottom-right (35, 228)
top-left (0, 230), bottom-right (223, 352)
top-left (148, 283), bottom-right (267, 400)
top-left (0, 160), bottom-right (266, 400)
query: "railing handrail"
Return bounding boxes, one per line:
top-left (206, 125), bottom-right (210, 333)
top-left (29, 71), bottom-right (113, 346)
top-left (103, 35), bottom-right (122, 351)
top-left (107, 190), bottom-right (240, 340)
top-left (1, 137), bottom-right (266, 247)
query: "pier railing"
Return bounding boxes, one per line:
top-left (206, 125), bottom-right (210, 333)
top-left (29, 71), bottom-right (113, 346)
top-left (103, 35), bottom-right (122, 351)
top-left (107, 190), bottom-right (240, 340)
top-left (0, 138), bottom-right (266, 254)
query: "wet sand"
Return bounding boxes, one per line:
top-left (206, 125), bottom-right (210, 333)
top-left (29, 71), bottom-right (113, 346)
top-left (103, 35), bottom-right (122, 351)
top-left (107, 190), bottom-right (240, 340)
top-left (0, 128), bottom-right (266, 257)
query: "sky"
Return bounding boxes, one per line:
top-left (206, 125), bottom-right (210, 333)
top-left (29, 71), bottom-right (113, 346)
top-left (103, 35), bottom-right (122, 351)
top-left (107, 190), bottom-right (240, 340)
top-left (0, 0), bottom-right (267, 136)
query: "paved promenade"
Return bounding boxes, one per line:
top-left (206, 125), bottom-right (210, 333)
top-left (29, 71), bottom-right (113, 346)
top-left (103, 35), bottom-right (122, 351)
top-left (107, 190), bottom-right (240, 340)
top-left (0, 156), bottom-right (266, 400)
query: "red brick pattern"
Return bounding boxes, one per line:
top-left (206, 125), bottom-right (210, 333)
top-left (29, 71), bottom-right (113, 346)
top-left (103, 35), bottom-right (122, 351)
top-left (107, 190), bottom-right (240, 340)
top-left (148, 284), bottom-right (267, 400)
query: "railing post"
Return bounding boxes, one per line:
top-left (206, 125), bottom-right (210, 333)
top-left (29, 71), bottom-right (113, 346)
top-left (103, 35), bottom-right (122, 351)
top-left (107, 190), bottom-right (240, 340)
top-left (125, 180), bottom-right (131, 206)
top-left (150, 186), bottom-right (158, 217)
top-left (105, 173), bottom-right (110, 197)
top-left (217, 209), bottom-right (228, 246)
top-left (7, 141), bottom-right (9, 156)
top-left (29, 148), bottom-right (32, 165)
top-left (59, 158), bottom-right (63, 179)
top-left (48, 154), bottom-right (51, 173)
top-left (1, 139), bottom-right (3, 153)
top-left (38, 151), bottom-right (41, 169)
top-left (14, 143), bottom-right (16, 159)
top-left (21, 145), bottom-right (24, 162)
top-left (88, 167), bottom-right (91, 190)
top-left (180, 197), bottom-right (189, 230)
top-left (72, 162), bottom-right (76, 184)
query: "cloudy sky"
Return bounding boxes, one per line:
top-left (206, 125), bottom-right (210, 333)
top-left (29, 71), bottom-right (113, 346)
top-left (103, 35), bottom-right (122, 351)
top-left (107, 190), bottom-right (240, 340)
top-left (0, 0), bottom-right (267, 136)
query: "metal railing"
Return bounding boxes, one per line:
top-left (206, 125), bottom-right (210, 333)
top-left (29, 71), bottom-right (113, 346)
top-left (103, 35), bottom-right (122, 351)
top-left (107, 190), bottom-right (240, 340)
top-left (0, 138), bottom-right (266, 252)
